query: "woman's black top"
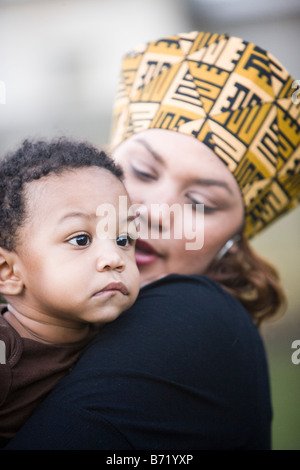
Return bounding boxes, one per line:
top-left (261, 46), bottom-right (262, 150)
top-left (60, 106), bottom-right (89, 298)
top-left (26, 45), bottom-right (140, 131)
top-left (5, 274), bottom-right (272, 450)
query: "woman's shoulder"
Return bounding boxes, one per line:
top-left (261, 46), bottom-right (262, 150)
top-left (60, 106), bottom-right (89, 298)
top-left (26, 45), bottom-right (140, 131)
top-left (6, 272), bottom-right (270, 450)
top-left (85, 272), bottom-right (266, 384)
top-left (115, 273), bottom-right (262, 357)
top-left (142, 272), bottom-right (232, 293)
top-left (139, 273), bottom-right (250, 323)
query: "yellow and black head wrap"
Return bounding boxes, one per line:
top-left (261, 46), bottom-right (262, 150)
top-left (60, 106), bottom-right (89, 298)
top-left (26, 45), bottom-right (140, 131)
top-left (111, 31), bottom-right (300, 239)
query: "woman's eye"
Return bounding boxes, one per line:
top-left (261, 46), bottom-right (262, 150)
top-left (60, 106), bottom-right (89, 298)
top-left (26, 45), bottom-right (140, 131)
top-left (187, 195), bottom-right (216, 214)
top-left (131, 165), bottom-right (156, 181)
top-left (203, 205), bottom-right (216, 214)
top-left (188, 197), bottom-right (204, 211)
top-left (116, 234), bottom-right (134, 247)
top-left (193, 202), bottom-right (216, 214)
top-left (68, 234), bottom-right (91, 247)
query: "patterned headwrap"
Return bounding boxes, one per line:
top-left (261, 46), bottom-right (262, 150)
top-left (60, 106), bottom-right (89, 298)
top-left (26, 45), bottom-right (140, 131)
top-left (111, 31), bottom-right (300, 239)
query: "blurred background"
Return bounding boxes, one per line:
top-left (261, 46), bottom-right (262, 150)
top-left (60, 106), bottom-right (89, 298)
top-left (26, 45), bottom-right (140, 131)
top-left (0, 0), bottom-right (299, 449)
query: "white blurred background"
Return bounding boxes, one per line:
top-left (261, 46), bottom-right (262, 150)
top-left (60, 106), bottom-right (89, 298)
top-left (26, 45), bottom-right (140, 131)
top-left (0, 0), bottom-right (299, 449)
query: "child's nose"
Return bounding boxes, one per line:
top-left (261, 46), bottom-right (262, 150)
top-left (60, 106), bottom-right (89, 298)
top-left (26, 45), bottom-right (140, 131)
top-left (95, 243), bottom-right (125, 273)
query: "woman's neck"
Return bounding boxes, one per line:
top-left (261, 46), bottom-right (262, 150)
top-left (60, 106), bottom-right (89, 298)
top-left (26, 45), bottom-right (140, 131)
top-left (4, 304), bottom-right (91, 344)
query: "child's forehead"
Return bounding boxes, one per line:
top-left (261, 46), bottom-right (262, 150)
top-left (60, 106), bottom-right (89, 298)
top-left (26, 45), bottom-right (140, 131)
top-left (25, 166), bottom-right (122, 191)
top-left (23, 166), bottom-right (128, 215)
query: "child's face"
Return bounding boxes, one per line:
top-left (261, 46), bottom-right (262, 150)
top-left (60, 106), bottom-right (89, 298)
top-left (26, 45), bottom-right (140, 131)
top-left (12, 167), bottom-right (140, 328)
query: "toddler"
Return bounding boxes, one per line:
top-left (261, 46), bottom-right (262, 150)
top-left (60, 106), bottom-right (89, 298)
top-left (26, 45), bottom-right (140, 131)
top-left (0, 138), bottom-right (140, 446)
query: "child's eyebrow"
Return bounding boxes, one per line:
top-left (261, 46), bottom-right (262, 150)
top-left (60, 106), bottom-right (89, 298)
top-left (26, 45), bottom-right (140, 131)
top-left (58, 212), bottom-right (138, 225)
top-left (128, 214), bottom-right (139, 222)
top-left (58, 212), bottom-right (95, 224)
top-left (118, 213), bottom-right (139, 226)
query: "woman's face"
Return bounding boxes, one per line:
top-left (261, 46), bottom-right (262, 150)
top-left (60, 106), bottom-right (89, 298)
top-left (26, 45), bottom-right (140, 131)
top-left (113, 129), bottom-right (244, 286)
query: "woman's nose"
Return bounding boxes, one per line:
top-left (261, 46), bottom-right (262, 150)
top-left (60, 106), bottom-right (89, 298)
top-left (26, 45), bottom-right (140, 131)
top-left (95, 242), bottom-right (125, 273)
top-left (138, 186), bottom-right (178, 234)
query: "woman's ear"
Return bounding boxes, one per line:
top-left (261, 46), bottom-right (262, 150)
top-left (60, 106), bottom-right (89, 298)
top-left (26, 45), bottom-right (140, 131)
top-left (0, 248), bottom-right (24, 296)
top-left (228, 236), bottom-right (241, 255)
top-left (215, 235), bottom-right (241, 261)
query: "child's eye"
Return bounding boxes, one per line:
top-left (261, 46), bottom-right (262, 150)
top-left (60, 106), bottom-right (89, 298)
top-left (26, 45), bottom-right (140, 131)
top-left (116, 234), bottom-right (134, 247)
top-left (68, 234), bottom-right (91, 247)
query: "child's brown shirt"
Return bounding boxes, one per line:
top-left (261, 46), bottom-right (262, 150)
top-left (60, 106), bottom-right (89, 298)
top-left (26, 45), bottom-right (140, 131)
top-left (0, 306), bottom-right (97, 447)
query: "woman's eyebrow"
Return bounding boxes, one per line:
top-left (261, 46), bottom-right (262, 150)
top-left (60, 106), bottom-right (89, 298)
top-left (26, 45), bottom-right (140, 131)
top-left (134, 137), bottom-right (233, 194)
top-left (135, 138), bottom-right (164, 164)
top-left (193, 178), bottom-right (233, 194)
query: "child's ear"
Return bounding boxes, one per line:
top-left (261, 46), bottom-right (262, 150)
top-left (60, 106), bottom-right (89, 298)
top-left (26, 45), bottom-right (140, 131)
top-left (0, 248), bottom-right (24, 296)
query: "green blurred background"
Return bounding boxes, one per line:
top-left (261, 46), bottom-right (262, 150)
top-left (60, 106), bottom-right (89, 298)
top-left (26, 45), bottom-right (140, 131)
top-left (252, 212), bottom-right (300, 450)
top-left (0, 0), bottom-right (299, 450)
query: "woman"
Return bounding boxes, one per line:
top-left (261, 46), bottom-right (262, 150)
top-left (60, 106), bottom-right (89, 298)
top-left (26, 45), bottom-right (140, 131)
top-left (5, 31), bottom-right (300, 450)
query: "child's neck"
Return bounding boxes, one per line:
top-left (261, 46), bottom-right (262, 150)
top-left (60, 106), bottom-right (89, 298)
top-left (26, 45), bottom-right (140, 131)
top-left (4, 304), bottom-right (91, 344)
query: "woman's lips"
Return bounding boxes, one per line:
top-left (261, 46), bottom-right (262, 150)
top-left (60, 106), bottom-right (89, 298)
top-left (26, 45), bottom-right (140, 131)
top-left (135, 239), bottom-right (160, 266)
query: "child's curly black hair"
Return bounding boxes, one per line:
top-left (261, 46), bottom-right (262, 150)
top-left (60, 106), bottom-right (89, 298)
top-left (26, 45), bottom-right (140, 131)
top-left (0, 137), bottom-right (123, 251)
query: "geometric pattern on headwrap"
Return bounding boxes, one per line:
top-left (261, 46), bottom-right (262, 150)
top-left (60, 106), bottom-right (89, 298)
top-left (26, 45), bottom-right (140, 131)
top-left (111, 31), bottom-right (300, 239)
